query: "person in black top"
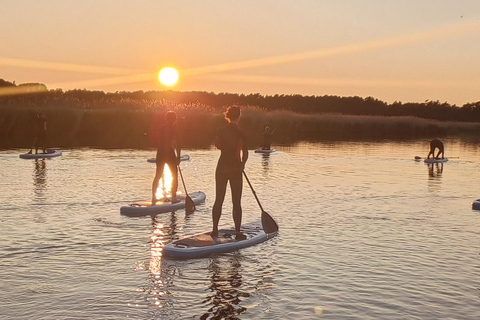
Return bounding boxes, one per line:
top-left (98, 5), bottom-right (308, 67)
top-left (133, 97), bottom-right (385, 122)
top-left (211, 106), bottom-right (249, 240)
top-left (151, 111), bottom-right (181, 205)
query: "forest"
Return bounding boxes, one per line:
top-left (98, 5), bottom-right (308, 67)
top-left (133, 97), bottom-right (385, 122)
top-left (1, 78), bottom-right (480, 149)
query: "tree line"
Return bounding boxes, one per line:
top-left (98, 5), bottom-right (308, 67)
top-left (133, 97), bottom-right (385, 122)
top-left (1, 78), bottom-right (480, 122)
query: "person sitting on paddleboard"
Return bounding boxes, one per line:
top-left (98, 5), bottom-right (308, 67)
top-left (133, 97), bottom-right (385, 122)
top-left (427, 139), bottom-right (444, 159)
top-left (151, 111), bottom-right (181, 205)
top-left (33, 113), bottom-right (47, 154)
top-left (211, 106), bottom-right (249, 240)
top-left (261, 126), bottom-right (275, 150)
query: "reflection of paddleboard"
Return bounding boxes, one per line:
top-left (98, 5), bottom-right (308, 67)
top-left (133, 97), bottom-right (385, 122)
top-left (19, 148), bottom-right (62, 159)
top-left (472, 199), bottom-right (480, 210)
top-left (120, 191), bottom-right (205, 216)
top-left (424, 158), bottom-right (448, 163)
top-left (254, 149), bottom-right (276, 154)
top-left (163, 220), bottom-right (278, 259)
top-left (147, 154), bottom-right (190, 163)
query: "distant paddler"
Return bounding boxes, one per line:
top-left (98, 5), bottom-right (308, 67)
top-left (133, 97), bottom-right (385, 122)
top-left (151, 111), bottom-right (180, 205)
top-left (427, 139), bottom-right (444, 159)
top-left (261, 126), bottom-right (276, 150)
top-left (28, 113), bottom-right (48, 154)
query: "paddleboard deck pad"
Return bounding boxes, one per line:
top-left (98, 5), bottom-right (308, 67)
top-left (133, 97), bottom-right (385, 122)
top-left (424, 158), bottom-right (448, 163)
top-left (19, 148), bottom-right (62, 159)
top-left (120, 191), bottom-right (206, 216)
top-left (163, 220), bottom-right (278, 259)
top-left (147, 154), bottom-right (190, 163)
top-left (254, 149), bottom-right (276, 154)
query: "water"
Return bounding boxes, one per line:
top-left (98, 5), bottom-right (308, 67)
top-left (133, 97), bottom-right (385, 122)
top-left (1, 140), bottom-right (479, 319)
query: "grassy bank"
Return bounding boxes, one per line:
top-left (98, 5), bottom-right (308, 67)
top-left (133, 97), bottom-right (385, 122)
top-left (2, 103), bottom-right (480, 149)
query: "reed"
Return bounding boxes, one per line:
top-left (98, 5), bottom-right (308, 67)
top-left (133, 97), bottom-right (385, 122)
top-left (2, 100), bottom-right (480, 149)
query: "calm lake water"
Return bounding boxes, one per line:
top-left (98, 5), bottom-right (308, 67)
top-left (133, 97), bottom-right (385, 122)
top-left (1, 140), bottom-right (479, 319)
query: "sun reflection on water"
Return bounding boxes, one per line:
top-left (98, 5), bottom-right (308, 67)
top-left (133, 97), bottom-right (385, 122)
top-left (156, 164), bottom-right (177, 200)
top-left (149, 219), bottom-right (166, 309)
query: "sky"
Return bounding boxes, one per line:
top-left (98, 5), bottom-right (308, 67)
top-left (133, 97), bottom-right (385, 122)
top-left (1, 0), bottom-right (480, 105)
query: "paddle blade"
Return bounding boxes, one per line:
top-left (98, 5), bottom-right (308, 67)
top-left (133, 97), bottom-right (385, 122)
top-left (185, 195), bottom-right (196, 214)
top-left (261, 210), bottom-right (279, 234)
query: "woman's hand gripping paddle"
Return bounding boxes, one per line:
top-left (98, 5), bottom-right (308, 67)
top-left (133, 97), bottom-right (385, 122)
top-left (243, 171), bottom-right (279, 234)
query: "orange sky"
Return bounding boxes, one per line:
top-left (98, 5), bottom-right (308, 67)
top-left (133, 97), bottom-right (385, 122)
top-left (1, 1), bottom-right (480, 105)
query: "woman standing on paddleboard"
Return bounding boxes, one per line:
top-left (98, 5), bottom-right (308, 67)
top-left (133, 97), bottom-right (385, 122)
top-left (211, 106), bottom-right (249, 240)
top-left (151, 111), bottom-right (181, 205)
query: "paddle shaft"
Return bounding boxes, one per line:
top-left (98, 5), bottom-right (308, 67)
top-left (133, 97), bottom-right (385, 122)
top-left (28, 137), bottom-right (37, 152)
top-left (178, 164), bottom-right (189, 194)
top-left (242, 171), bottom-right (264, 212)
top-left (243, 170), bottom-right (279, 234)
top-left (175, 151), bottom-right (195, 212)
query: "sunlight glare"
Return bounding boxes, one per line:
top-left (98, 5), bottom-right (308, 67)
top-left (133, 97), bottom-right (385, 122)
top-left (156, 164), bottom-right (174, 200)
top-left (158, 67), bottom-right (179, 86)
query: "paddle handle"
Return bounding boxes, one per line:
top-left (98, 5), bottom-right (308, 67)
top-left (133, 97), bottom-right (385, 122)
top-left (242, 171), bottom-right (264, 212)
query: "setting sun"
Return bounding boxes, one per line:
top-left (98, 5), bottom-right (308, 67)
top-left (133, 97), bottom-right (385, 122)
top-left (158, 67), bottom-right (179, 86)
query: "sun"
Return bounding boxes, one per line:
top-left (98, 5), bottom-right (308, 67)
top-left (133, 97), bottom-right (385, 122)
top-left (158, 67), bottom-right (179, 86)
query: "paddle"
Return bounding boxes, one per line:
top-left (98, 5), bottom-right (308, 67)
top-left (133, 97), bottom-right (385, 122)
top-left (27, 137), bottom-right (37, 154)
top-left (415, 156), bottom-right (458, 160)
top-left (242, 170), bottom-right (279, 234)
top-left (177, 163), bottom-right (195, 214)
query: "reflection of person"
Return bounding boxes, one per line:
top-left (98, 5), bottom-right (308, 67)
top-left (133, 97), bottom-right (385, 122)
top-left (32, 113), bottom-right (47, 154)
top-left (211, 106), bottom-right (249, 240)
top-left (151, 111), bottom-right (180, 205)
top-left (427, 139), bottom-right (444, 159)
top-left (205, 255), bottom-right (246, 319)
top-left (261, 126), bottom-right (274, 150)
top-left (428, 163), bottom-right (443, 178)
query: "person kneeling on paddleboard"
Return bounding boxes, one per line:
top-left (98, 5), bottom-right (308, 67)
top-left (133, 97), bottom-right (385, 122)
top-left (211, 106), bottom-right (249, 240)
top-left (151, 111), bottom-right (181, 205)
top-left (427, 139), bottom-right (444, 159)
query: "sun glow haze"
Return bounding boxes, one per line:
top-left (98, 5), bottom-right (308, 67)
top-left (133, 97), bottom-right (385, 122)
top-left (158, 67), bottom-right (179, 86)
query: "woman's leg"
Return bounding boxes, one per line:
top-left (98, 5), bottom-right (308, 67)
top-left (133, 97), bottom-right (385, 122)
top-left (152, 160), bottom-right (166, 205)
top-left (230, 170), bottom-right (246, 240)
top-left (212, 167), bottom-right (228, 237)
top-left (167, 159), bottom-right (179, 202)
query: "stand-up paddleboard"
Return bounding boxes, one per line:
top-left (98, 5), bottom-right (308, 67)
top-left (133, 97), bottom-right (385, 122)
top-left (19, 148), bottom-right (62, 159)
top-left (120, 191), bottom-right (205, 216)
top-left (472, 199), bottom-right (480, 210)
top-left (254, 149), bottom-right (276, 154)
top-left (424, 158), bottom-right (448, 164)
top-left (163, 220), bottom-right (278, 259)
top-left (147, 154), bottom-right (190, 163)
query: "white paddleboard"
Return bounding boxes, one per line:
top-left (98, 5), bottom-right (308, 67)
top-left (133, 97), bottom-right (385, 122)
top-left (254, 149), bottom-right (276, 154)
top-left (163, 220), bottom-right (278, 259)
top-left (147, 154), bottom-right (190, 163)
top-left (120, 191), bottom-right (206, 216)
top-left (424, 158), bottom-right (448, 164)
top-left (19, 148), bottom-right (62, 159)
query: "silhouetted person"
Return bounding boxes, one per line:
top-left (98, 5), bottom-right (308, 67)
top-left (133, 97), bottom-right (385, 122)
top-left (261, 126), bottom-right (275, 150)
top-left (211, 106), bottom-right (249, 240)
top-left (151, 111), bottom-right (180, 205)
top-left (427, 139), bottom-right (444, 159)
top-left (32, 113), bottom-right (47, 154)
